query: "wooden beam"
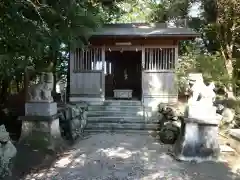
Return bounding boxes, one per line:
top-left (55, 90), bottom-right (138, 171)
top-left (89, 36), bottom-right (194, 46)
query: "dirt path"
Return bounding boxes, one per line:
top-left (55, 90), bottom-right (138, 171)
top-left (21, 133), bottom-right (240, 180)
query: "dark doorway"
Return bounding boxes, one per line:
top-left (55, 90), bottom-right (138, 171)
top-left (105, 50), bottom-right (142, 100)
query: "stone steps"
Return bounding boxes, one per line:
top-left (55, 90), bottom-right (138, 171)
top-left (85, 123), bottom-right (159, 130)
top-left (87, 116), bottom-right (158, 123)
top-left (85, 100), bottom-right (157, 133)
top-left (88, 105), bottom-right (149, 111)
top-left (84, 129), bottom-right (157, 134)
top-left (87, 110), bottom-right (150, 117)
top-left (103, 100), bottom-right (142, 106)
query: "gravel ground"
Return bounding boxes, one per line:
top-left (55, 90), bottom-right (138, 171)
top-left (22, 133), bottom-right (240, 180)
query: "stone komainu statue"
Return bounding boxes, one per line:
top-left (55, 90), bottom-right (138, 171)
top-left (187, 73), bottom-right (216, 105)
top-left (28, 72), bottom-right (54, 102)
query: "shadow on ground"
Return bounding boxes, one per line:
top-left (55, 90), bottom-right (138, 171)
top-left (9, 139), bottom-right (77, 180)
top-left (13, 133), bottom-right (240, 180)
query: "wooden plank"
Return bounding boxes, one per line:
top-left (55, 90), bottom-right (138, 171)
top-left (70, 72), bottom-right (102, 95)
top-left (142, 71), bottom-right (177, 97)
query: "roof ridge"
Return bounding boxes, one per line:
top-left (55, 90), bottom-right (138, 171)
top-left (103, 23), bottom-right (167, 29)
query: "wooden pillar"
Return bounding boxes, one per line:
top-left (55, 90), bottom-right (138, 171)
top-left (141, 46), bottom-right (145, 103)
top-left (174, 46), bottom-right (178, 69)
top-left (175, 46), bottom-right (179, 99)
top-left (101, 46), bottom-right (105, 99)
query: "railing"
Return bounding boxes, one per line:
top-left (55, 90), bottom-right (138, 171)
top-left (144, 48), bottom-right (176, 71)
top-left (74, 47), bottom-right (102, 71)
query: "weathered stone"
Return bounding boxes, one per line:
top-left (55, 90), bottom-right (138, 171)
top-left (158, 103), bottom-right (166, 113)
top-left (64, 107), bottom-right (72, 120)
top-left (173, 120), bottom-right (220, 161)
top-left (82, 111), bottom-right (87, 122)
top-left (215, 104), bottom-right (225, 114)
top-left (187, 73), bottom-right (216, 105)
top-left (81, 112), bottom-right (87, 129)
top-left (58, 104), bottom-right (88, 141)
top-left (0, 125), bottom-right (17, 178)
top-left (158, 104), bottom-right (180, 122)
top-left (19, 117), bottom-right (63, 151)
top-left (221, 108), bottom-right (235, 123)
top-left (173, 77), bottom-right (220, 162)
top-left (58, 111), bottom-right (66, 122)
top-left (66, 104), bottom-right (81, 118)
top-left (28, 72), bottom-right (54, 103)
top-left (188, 103), bottom-right (218, 122)
top-left (25, 102), bottom-right (57, 116)
top-left (159, 122), bottom-right (180, 144)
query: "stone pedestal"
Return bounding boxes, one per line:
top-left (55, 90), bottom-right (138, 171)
top-left (19, 102), bottom-right (63, 151)
top-left (173, 104), bottom-right (222, 162)
top-left (25, 102), bottom-right (57, 116)
top-left (173, 118), bottom-right (220, 162)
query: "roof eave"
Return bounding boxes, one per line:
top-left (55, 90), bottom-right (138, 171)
top-left (90, 33), bottom-right (199, 38)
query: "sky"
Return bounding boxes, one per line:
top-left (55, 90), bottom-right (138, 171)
top-left (189, 2), bottom-right (201, 17)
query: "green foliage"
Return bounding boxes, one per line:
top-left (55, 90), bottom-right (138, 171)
top-left (196, 52), bottom-right (229, 85)
top-left (112, 0), bottom-right (153, 23)
top-left (0, 0), bottom-right (120, 101)
top-left (148, 0), bottom-right (194, 24)
top-left (176, 50), bottom-right (230, 94)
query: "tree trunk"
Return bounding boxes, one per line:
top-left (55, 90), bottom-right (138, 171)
top-left (24, 68), bottom-right (29, 102)
top-left (52, 52), bottom-right (57, 94)
top-left (225, 58), bottom-right (235, 99)
top-left (66, 45), bottom-right (70, 103)
top-left (16, 80), bottom-right (20, 93)
top-left (49, 48), bottom-right (57, 94)
top-left (0, 79), bottom-right (9, 104)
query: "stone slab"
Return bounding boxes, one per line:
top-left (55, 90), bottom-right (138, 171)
top-left (184, 118), bottom-right (220, 125)
top-left (25, 102), bottom-right (57, 116)
top-left (187, 104), bottom-right (219, 123)
top-left (19, 114), bottom-right (59, 121)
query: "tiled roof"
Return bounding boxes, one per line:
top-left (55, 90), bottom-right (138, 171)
top-left (92, 23), bottom-right (199, 38)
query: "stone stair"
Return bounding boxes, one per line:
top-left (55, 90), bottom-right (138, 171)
top-left (85, 100), bottom-right (159, 133)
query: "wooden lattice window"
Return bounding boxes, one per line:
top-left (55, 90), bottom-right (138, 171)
top-left (144, 48), bottom-right (176, 70)
top-left (74, 47), bottom-right (102, 71)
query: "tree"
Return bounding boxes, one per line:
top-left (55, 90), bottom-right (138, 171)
top-left (148, 0), bottom-right (193, 24)
top-left (215, 0), bottom-right (240, 98)
top-left (0, 0), bottom-right (119, 103)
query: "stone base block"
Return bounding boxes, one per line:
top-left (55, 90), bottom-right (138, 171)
top-left (25, 102), bottom-right (57, 116)
top-left (19, 116), bottom-right (64, 151)
top-left (173, 122), bottom-right (220, 162)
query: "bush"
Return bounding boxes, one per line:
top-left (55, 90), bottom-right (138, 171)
top-left (176, 52), bottom-right (230, 95)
